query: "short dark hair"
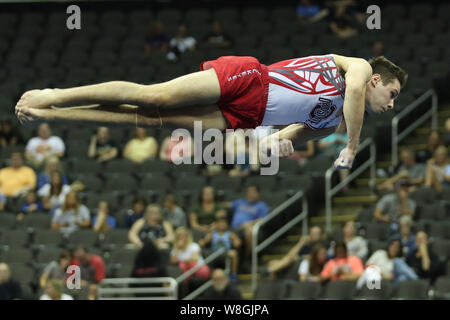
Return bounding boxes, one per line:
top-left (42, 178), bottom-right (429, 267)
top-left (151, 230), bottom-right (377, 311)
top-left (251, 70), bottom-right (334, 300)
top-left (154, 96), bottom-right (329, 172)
top-left (368, 56), bottom-right (408, 89)
top-left (133, 196), bottom-right (148, 206)
top-left (247, 185), bottom-right (260, 193)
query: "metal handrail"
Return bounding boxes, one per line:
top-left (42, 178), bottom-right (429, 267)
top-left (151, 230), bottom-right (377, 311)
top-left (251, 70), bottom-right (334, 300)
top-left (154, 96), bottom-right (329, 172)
top-left (391, 89), bottom-right (438, 167)
top-left (251, 190), bottom-right (308, 292)
top-left (325, 137), bottom-right (376, 233)
top-left (98, 277), bottom-right (178, 300)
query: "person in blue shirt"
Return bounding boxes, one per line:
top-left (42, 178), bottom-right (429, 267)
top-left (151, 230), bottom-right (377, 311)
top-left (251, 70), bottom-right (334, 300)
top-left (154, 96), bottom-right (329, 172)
top-left (17, 190), bottom-right (44, 221)
top-left (92, 201), bottom-right (116, 235)
top-left (124, 196), bottom-right (147, 229)
top-left (199, 216), bottom-right (242, 283)
top-left (227, 185), bottom-right (269, 258)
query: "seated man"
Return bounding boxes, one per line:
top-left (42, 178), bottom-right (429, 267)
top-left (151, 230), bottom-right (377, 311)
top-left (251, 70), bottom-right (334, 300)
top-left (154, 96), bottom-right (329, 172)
top-left (374, 178), bottom-right (416, 227)
top-left (228, 185), bottom-right (269, 259)
top-left (0, 263), bottom-right (22, 300)
top-left (25, 122), bottom-right (65, 168)
top-left (377, 149), bottom-right (425, 192)
top-left (201, 268), bottom-right (242, 300)
top-left (0, 152), bottom-right (36, 198)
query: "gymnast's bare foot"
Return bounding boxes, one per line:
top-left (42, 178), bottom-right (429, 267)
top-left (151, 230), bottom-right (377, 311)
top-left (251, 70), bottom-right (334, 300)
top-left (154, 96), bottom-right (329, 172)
top-left (15, 89), bottom-right (60, 112)
top-left (16, 106), bottom-right (52, 124)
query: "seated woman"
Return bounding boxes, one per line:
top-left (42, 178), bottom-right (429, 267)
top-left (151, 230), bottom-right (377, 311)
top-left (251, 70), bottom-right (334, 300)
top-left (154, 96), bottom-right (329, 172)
top-left (171, 226), bottom-right (211, 282)
top-left (51, 191), bottom-right (91, 236)
top-left (189, 186), bottom-right (226, 234)
top-left (424, 145), bottom-right (450, 193)
top-left (320, 242), bottom-right (364, 283)
top-left (357, 236), bottom-right (417, 289)
top-left (36, 156), bottom-right (69, 190)
top-left (128, 204), bottom-right (174, 250)
top-left (38, 171), bottom-right (71, 212)
top-left (298, 244), bottom-right (328, 282)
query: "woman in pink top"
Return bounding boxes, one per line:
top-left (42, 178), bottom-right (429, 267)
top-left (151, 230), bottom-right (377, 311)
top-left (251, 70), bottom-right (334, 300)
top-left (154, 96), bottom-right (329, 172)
top-left (321, 242), bottom-right (364, 282)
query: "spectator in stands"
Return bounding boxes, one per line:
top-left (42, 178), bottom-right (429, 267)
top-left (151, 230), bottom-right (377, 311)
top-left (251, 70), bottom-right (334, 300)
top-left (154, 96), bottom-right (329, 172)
top-left (167, 23), bottom-right (197, 62)
top-left (326, 0), bottom-right (358, 39)
top-left (144, 21), bottom-right (170, 54)
top-left (39, 251), bottom-right (72, 289)
top-left (71, 245), bottom-right (106, 300)
top-left (406, 231), bottom-right (444, 285)
top-left (199, 216), bottom-right (242, 283)
top-left (201, 268), bottom-right (242, 300)
top-left (288, 140), bottom-right (316, 167)
top-left (38, 171), bottom-right (71, 212)
top-left (424, 145), bottom-right (450, 192)
top-left (124, 196), bottom-right (147, 229)
top-left (226, 134), bottom-right (259, 177)
top-left (162, 193), bottom-right (187, 229)
top-left (123, 127), bottom-right (158, 164)
top-left (17, 190), bottom-right (43, 221)
top-left (0, 262), bottom-right (22, 300)
top-left (228, 185), bottom-right (269, 258)
top-left (88, 126), bottom-right (118, 163)
top-left (92, 201), bottom-right (116, 235)
top-left (296, 0), bottom-right (328, 23)
top-left (321, 241), bottom-right (364, 282)
top-left (0, 119), bottom-right (24, 147)
top-left (318, 132), bottom-right (350, 190)
top-left (444, 118), bottom-right (450, 147)
top-left (159, 134), bottom-right (193, 163)
top-left (0, 152), bottom-right (36, 198)
top-left (36, 156), bottom-right (69, 190)
top-left (298, 244), bottom-right (328, 282)
top-left (202, 19), bottom-right (234, 49)
top-left (0, 192), bottom-right (6, 211)
top-left (40, 279), bottom-right (73, 300)
top-left (51, 191), bottom-right (91, 236)
top-left (357, 235), bottom-right (417, 289)
top-left (374, 178), bottom-right (416, 227)
top-left (189, 186), bottom-right (226, 233)
top-left (25, 123), bottom-right (65, 168)
top-left (171, 227), bottom-right (211, 281)
top-left (417, 130), bottom-right (441, 163)
top-left (377, 149), bottom-right (425, 192)
top-left (132, 240), bottom-right (168, 278)
top-left (128, 204), bottom-right (175, 250)
top-left (398, 215), bottom-right (417, 258)
top-left (266, 225), bottom-right (327, 279)
top-left (342, 221), bottom-right (368, 261)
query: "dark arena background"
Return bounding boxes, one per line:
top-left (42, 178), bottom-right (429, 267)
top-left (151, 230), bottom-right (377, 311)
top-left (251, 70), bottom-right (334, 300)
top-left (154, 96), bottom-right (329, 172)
top-left (0, 0), bottom-right (450, 304)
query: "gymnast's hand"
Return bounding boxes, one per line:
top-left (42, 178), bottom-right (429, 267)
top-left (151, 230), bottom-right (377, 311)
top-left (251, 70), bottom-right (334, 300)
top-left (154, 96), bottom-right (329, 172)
top-left (334, 147), bottom-right (355, 170)
top-left (271, 138), bottom-right (295, 158)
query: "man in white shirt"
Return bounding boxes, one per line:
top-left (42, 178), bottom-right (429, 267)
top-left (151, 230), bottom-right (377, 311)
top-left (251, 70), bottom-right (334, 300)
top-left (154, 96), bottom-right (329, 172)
top-left (25, 122), bottom-right (65, 167)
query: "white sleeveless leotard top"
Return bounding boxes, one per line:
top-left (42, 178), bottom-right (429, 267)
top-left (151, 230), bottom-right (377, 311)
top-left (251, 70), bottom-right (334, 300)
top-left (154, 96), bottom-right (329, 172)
top-left (261, 54), bottom-right (346, 130)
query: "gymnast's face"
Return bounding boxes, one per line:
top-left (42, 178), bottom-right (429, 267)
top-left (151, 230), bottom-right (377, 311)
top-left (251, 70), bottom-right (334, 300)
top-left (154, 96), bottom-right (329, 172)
top-left (365, 74), bottom-right (401, 115)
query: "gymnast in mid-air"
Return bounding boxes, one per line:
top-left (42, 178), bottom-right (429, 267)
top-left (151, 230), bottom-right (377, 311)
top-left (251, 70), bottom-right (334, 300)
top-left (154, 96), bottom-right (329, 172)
top-left (15, 54), bottom-right (407, 169)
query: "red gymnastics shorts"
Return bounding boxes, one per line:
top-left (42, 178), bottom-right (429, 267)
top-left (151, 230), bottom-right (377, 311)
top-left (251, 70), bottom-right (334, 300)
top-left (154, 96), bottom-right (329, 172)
top-left (200, 56), bottom-right (269, 130)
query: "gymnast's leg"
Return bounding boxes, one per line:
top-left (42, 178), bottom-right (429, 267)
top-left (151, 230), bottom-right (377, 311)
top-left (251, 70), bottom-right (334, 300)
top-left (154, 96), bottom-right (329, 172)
top-left (15, 68), bottom-right (221, 111)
